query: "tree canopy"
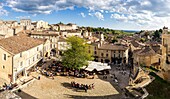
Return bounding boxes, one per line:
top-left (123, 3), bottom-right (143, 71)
top-left (62, 36), bottom-right (93, 70)
top-left (153, 30), bottom-right (161, 39)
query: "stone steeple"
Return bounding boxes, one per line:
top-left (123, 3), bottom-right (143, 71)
top-left (163, 26), bottom-right (168, 34)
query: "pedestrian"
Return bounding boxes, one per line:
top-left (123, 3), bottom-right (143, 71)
top-left (92, 83), bottom-right (94, 89)
top-left (38, 75), bottom-right (41, 80)
top-left (52, 74), bottom-right (54, 80)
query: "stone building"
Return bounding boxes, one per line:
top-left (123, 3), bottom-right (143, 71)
top-left (88, 33), bottom-right (129, 64)
top-left (57, 37), bottom-right (69, 55)
top-left (28, 30), bottom-right (59, 56)
top-left (133, 46), bottom-right (161, 67)
top-left (20, 19), bottom-right (32, 30)
top-left (60, 30), bottom-right (82, 37)
top-left (32, 20), bottom-right (49, 30)
top-left (161, 26), bottom-right (170, 70)
top-left (0, 36), bottom-right (50, 83)
top-left (58, 23), bottom-right (77, 31)
top-left (0, 20), bottom-right (23, 38)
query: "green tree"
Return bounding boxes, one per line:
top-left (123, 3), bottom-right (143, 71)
top-left (59, 21), bottom-right (63, 24)
top-left (153, 30), bottom-right (161, 39)
top-left (159, 29), bottom-right (163, 33)
top-left (87, 27), bottom-right (92, 32)
top-left (111, 30), bottom-right (115, 35)
top-left (112, 38), bottom-right (118, 43)
top-left (62, 36), bottom-right (93, 71)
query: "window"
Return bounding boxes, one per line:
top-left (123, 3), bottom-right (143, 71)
top-left (29, 60), bottom-right (30, 65)
top-left (20, 53), bottom-right (22, 57)
top-left (89, 50), bottom-right (91, 53)
top-left (106, 50), bottom-right (108, 52)
top-left (94, 51), bottom-right (97, 54)
top-left (101, 59), bottom-right (103, 63)
top-left (101, 53), bottom-right (104, 57)
top-left (119, 51), bottom-right (121, 53)
top-left (106, 54), bottom-right (108, 57)
top-left (33, 57), bottom-right (35, 62)
top-left (20, 62), bottom-right (23, 67)
top-left (2, 65), bottom-right (5, 69)
top-left (37, 54), bottom-right (39, 59)
top-left (114, 51), bottom-right (115, 53)
top-left (3, 54), bottom-right (6, 60)
top-left (95, 47), bottom-right (97, 50)
top-left (37, 47), bottom-right (39, 51)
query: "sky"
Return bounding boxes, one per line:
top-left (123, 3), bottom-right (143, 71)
top-left (0, 0), bottom-right (170, 30)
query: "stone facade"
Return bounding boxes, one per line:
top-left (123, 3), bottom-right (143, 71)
top-left (20, 19), bottom-right (32, 30)
top-left (57, 37), bottom-right (69, 55)
top-left (0, 36), bottom-right (50, 83)
top-left (28, 30), bottom-right (59, 52)
top-left (88, 33), bottom-right (129, 64)
top-left (161, 27), bottom-right (170, 70)
top-left (36, 20), bottom-right (49, 29)
top-left (58, 23), bottom-right (77, 31)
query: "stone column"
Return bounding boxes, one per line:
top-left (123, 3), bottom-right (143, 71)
top-left (25, 69), bottom-right (28, 77)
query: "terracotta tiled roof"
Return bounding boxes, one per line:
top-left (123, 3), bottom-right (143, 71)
top-left (131, 40), bottom-right (140, 47)
top-left (151, 46), bottom-right (161, 54)
top-left (91, 41), bottom-right (99, 46)
top-left (0, 36), bottom-right (45, 55)
top-left (145, 41), bottom-right (161, 45)
top-left (28, 31), bottom-right (59, 36)
top-left (98, 44), bottom-right (128, 50)
top-left (135, 46), bottom-right (156, 56)
top-left (58, 37), bottom-right (66, 42)
top-left (60, 30), bottom-right (81, 33)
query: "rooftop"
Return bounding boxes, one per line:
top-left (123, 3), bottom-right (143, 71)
top-left (0, 36), bottom-right (45, 55)
top-left (135, 46), bottom-right (156, 56)
top-left (28, 31), bottom-right (59, 36)
top-left (58, 37), bottom-right (67, 42)
top-left (98, 44), bottom-right (128, 50)
top-left (131, 40), bottom-right (141, 47)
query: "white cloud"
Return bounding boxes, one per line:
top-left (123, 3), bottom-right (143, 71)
top-left (94, 12), bottom-right (104, 21)
top-left (88, 13), bottom-right (93, 17)
top-left (4, 0), bottom-right (170, 29)
top-left (111, 14), bottom-right (128, 22)
top-left (16, 16), bottom-right (30, 19)
top-left (0, 3), bottom-right (8, 16)
top-left (80, 12), bottom-right (86, 18)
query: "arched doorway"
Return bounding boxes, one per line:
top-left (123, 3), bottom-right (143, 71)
top-left (51, 49), bottom-right (57, 56)
top-left (101, 59), bottom-right (103, 63)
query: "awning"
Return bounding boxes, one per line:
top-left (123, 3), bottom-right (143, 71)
top-left (84, 61), bottom-right (111, 71)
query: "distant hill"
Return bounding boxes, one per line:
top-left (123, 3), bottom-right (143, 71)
top-left (123, 30), bottom-right (139, 33)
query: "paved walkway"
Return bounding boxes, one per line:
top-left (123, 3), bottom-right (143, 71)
top-left (109, 64), bottom-right (131, 89)
top-left (19, 73), bottom-right (122, 99)
top-left (12, 63), bottom-right (132, 99)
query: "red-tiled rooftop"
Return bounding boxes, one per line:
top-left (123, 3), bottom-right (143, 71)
top-left (135, 46), bottom-right (156, 56)
top-left (0, 36), bottom-right (45, 55)
top-left (98, 44), bottom-right (128, 50)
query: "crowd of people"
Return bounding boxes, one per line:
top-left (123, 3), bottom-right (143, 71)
top-left (71, 81), bottom-right (94, 92)
top-left (38, 61), bottom-right (100, 79)
top-left (0, 83), bottom-right (18, 92)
